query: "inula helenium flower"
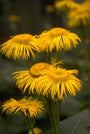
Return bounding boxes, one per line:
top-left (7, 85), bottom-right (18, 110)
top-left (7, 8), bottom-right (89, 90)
top-left (68, 5), bottom-right (90, 28)
top-left (0, 34), bottom-right (40, 60)
top-left (45, 5), bottom-right (54, 12)
top-left (82, 0), bottom-right (90, 7)
top-left (29, 127), bottom-right (42, 134)
top-left (38, 28), bottom-right (81, 52)
top-left (2, 96), bottom-right (44, 117)
top-left (13, 62), bottom-right (53, 94)
top-left (55, 0), bottom-right (79, 12)
top-left (8, 15), bottom-right (21, 22)
top-left (36, 67), bottom-right (82, 100)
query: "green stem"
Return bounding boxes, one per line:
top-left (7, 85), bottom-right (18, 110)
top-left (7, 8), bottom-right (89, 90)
top-left (56, 51), bottom-right (60, 62)
top-left (55, 52), bottom-right (61, 134)
top-left (56, 100), bottom-right (61, 134)
top-left (73, 49), bottom-right (78, 64)
top-left (46, 98), bottom-right (60, 134)
top-left (26, 59), bottom-right (30, 69)
top-left (86, 69), bottom-right (90, 115)
top-left (22, 113), bottom-right (35, 134)
top-left (57, 100), bottom-right (61, 121)
top-left (51, 100), bottom-right (59, 134)
top-left (47, 99), bottom-right (56, 134)
top-left (47, 52), bottom-right (51, 63)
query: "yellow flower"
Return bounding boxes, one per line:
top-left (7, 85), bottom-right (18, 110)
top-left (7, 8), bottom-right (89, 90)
top-left (13, 62), bottom-right (53, 94)
top-left (8, 15), bottom-right (21, 22)
top-left (2, 96), bottom-right (44, 117)
top-left (55, 0), bottom-right (79, 12)
top-left (0, 34), bottom-right (40, 60)
top-left (29, 127), bottom-right (42, 134)
top-left (45, 5), bottom-right (54, 12)
top-left (38, 27), bottom-right (81, 52)
top-left (36, 67), bottom-right (82, 100)
top-left (82, 0), bottom-right (90, 7)
top-left (80, 0), bottom-right (90, 14)
top-left (68, 5), bottom-right (90, 27)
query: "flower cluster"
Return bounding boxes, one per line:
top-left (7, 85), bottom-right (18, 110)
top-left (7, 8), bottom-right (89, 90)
top-left (0, 26), bottom-right (82, 101)
top-left (1, 27), bottom-right (82, 134)
top-left (13, 62), bottom-right (82, 100)
top-left (68, 1), bottom-right (90, 28)
top-left (55, 0), bottom-right (79, 12)
top-left (55, 0), bottom-right (90, 27)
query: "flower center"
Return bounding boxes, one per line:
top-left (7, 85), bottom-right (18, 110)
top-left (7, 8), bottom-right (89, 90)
top-left (30, 62), bottom-right (51, 77)
top-left (47, 68), bottom-right (69, 82)
top-left (49, 28), bottom-right (69, 37)
top-left (12, 34), bottom-right (34, 45)
top-left (55, 72), bottom-right (63, 75)
top-left (19, 97), bottom-right (32, 105)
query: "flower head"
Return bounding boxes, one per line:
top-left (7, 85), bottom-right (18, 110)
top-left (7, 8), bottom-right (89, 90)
top-left (29, 127), bottom-right (42, 134)
top-left (82, 0), bottom-right (90, 7)
top-left (8, 15), bottom-right (21, 22)
top-left (36, 67), bottom-right (82, 100)
top-left (13, 62), bottom-right (53, 94)
top-left (68, 5), bottom-right (90, 27)
top-left (0, 34), bottom-right (40, 60)
top-left (45, 5), bottom-right (54, 12)
top-left (38, 27), bottom-right (81, 52)
top-left (55, 0), bottom-right (79, 12)
top-left (2, 96), bottom-right (44, 117)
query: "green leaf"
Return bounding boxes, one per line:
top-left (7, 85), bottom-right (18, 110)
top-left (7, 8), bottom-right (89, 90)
top-left (60, 110), bottom-right (90, 134)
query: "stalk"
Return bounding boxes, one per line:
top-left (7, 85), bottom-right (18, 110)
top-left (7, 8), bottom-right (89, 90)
top-left (26, 59), bottom-right (30, 69)
top-left (56, 51), bottom-right (60, 62)
top-left (22, 113), bottom-right (35, 134)
top-left (46, 51), bottom-right (60, 134)
top-left (51, 100), bottom-right (60, 134)
top-left (56, 100), bottom-right (61, 134)
top-left (46, 98), bottom-right (60, 134)
top-left (87, 69), bottom-right (90, 115)
top-left (47, 51), bottom-right (51, 63)
top-left (47, 98), bottom-right (56, 134)
top-left (55, 51), bottom-right (61, 134)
